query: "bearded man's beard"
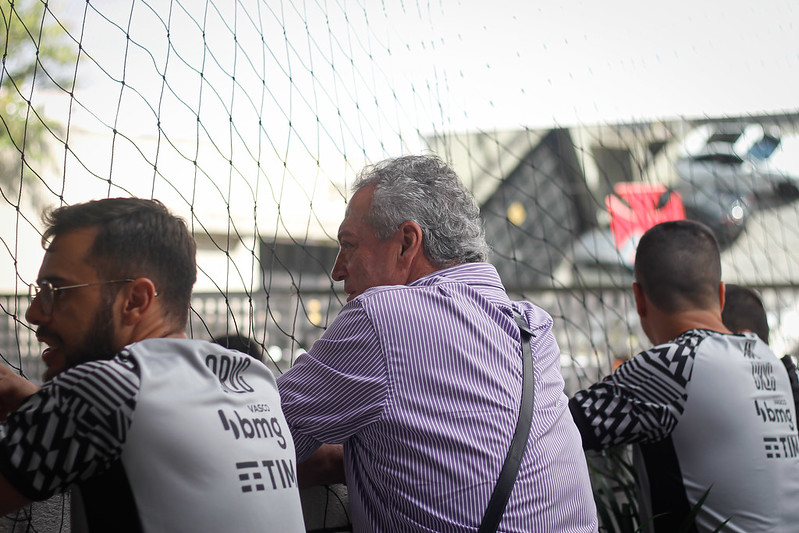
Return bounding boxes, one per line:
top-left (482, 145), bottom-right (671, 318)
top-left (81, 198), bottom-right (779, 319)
top-left (63, 300), bottom-right (120, 371)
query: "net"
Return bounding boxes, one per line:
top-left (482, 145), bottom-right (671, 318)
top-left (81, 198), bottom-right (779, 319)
top-left (2, 1), bottom-right (798, 531)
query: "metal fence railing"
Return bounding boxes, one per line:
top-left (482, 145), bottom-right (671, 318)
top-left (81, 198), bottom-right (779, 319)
top-left (3, 285), bottom-right (798, 393)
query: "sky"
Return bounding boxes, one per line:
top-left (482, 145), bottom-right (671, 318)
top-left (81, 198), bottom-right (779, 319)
top-left (48, 0), bottom-right (797, 202)
top-left (410, 0), bottom-right (799, 128)
top-left (57, 0), bottom-right (799, 151)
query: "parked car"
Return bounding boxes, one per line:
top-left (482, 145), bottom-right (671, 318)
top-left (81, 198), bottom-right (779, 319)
top-left (571, 180), bottom-right (751, 286)
top-left (675, 123), bottom-right (799, 201)
top-left (677, 184), bottom-right (751, 246)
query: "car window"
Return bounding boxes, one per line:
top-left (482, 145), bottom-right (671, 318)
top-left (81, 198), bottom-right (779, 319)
top-left (747, 136), bottom-right (780, 160)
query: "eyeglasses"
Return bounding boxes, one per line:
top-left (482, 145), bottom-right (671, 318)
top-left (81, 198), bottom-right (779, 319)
top-left (28, 279), bottom-right (134, 316)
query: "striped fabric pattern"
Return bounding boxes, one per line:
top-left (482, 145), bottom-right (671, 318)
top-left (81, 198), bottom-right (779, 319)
top-left (278, 263), bottom-right (598, 532)
top-left (0, 356), bottom-right (140, 500)
top-left (570, 330), bottom-right (704, 449)
top-left (571, 329), bottom-right (799, 532)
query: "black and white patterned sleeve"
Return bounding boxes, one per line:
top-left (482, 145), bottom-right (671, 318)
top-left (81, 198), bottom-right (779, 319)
top-left (0, 356), bottom-right (140, 501)
top-left (569, 332), bottom-right (703, 450)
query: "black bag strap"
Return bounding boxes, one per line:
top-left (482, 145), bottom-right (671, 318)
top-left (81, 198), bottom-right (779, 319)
top-left (478, 310), bottom-right (535, 533)
top-left (781, 355), bottom-right (799, 424)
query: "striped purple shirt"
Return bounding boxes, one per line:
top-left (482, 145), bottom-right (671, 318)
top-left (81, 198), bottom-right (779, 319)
top-left (277, 263), bottom-right (598, 532)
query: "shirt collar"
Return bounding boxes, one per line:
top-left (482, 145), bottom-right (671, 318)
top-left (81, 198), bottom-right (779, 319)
top-left (410, 263), bottom-right (510, 305)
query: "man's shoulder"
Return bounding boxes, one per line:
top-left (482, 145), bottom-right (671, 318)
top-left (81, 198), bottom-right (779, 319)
top-left (634, 329), bottom-right (760, 376)
top-left (646, 329), bottom-right (715, 354)
top-left (357, 263), bottom-right (506, 303)
top-left (41, 340), bottom-right (214, 397)
top-left (414, 262), bottom-right (503, 285)
top-left (122, 337), bottom-right (232, 365)
top-left (661, 329), bottom-right (770, 357)
top-left (126, 336), bottom-right (205, 353)
top-left (630, 330), bottom-right (710, 373)
top-left (513, 301), bottom-right (553, 328)
top-left (47, 356), bottom-right (142, 398)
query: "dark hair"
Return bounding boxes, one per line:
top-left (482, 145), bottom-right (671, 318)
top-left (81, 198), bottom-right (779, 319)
top-left (213, 334), bottom-right (264, 361)
top-left (353, 154), bottom-right (489, 267)
top-left (722, 284), bottom-right (770, 344)
top-left (634, 220), bottom-right (721, 313)
top-left (41, 198), bottom-right (197, 327)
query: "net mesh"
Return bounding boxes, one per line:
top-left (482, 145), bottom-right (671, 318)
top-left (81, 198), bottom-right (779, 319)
top-left (2, 1), bottom-right (798, 530)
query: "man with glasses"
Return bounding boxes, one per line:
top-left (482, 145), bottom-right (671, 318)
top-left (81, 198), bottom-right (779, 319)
top-left (27, 278), bottom-right (133, 380)
top-left (0, 198), bottom-right (305, 532)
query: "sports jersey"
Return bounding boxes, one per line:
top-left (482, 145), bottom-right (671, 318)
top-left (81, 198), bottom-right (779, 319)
top-left (570, 330), bottom-right (799, 533)
top-left (0, 338), bottom-right (305, 533)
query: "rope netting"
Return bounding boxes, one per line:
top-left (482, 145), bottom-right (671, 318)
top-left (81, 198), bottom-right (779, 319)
top-left (1, 0), bottom-right (798, 530)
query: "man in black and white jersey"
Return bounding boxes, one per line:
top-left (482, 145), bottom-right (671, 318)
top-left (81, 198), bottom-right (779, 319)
top-left (570, 220), bottom-right (799, 533)
top-left (0, 198), bottom-right (305, 532)
top-left (722, 283), bottom-right (799, 430)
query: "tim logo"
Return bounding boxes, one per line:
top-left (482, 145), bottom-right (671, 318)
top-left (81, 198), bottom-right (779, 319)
top-left (236, 459), bottom-right (296, 492)
top-left (764, 435), bottom-right (799, 459)
top-left (205, 354), bottom-right (253, 394)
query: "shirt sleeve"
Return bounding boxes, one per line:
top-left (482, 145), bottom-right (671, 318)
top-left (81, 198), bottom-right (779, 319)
top-left (277, 300), bottom-right (389, 462)
top-left (569, 335), bottom-right (698, 450)
top-left (0, 357), bottom-right (140, 501)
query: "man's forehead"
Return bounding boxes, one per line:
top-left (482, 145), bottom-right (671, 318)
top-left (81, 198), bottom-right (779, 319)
top-left (347, 185), bottom-right (374, 213)
top-left (39, 227), bottom-right (99, 279)
top-left (338, 190), bottom-right (373, 237)
top-left (336, 218), bottom-right (361, 241)
top-left (44, 226), bottom-right (98, 251)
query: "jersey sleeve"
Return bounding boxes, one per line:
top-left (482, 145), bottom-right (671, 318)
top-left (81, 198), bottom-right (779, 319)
top-left (569, 334), bottom-right (699, 450)
top-left (277, 300), bottom-right (389, 462)
top-left (0, 356), bottom-right (141, 501)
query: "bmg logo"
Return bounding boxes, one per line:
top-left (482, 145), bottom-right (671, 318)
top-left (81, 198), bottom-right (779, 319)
top-left (218, 409), bottom-right (288, 449)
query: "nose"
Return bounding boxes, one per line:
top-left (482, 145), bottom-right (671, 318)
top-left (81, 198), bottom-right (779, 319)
top-left (331, 251), bottom-right (346, 282)
top-left (25, 293), bottom-right (46, 326)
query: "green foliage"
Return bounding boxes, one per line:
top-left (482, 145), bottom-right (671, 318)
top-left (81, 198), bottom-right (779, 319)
top-left (588, 447), bottom-right (731, 533)
top-left (0, 0), bottom-right (75, 196)
top-left (587, 447), bottom-right (640, 533)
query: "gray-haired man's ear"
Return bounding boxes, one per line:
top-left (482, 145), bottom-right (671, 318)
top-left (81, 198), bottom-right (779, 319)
top-left (398, 220), bottom-right (424, 261)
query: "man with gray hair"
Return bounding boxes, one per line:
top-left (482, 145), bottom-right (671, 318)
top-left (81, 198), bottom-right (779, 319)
top-left (278, 155), bottom-right (598, 532)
